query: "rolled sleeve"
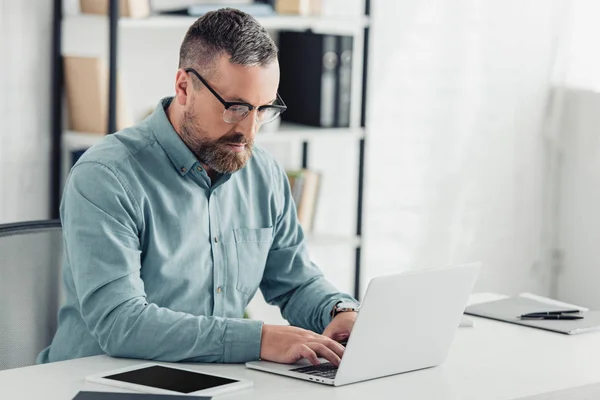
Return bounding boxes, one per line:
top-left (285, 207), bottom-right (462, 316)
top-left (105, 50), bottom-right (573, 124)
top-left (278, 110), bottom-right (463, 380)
top-left (223, 319), bottom-right (264, 363)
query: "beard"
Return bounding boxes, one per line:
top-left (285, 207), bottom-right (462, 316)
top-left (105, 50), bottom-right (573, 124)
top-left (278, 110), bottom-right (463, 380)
top-left (179, 107), bottom-right (254, 174)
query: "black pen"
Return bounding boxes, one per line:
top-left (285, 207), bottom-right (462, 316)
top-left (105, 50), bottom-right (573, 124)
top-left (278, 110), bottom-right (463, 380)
top-left (521, 310), bottom-right (580, 317)
top-left (519, 315), bottom-right (583, 320)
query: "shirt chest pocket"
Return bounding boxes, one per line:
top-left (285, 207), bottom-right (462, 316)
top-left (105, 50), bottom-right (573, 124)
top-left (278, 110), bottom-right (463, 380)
top-left (234, 227), bottom-right (273, 295)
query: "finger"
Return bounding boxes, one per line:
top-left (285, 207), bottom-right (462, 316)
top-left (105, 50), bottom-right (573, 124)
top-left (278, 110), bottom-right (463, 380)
top-left (308, 342), bottom-right (341, 367)
top-left (336, 332), bottom-right (350, 342)
top-left (298, 345), bottom-right (320, 366)
top-left (315, 335), bottom-right (345, 358)
top-left (328, 330), bottom-right (350, 343)
top-left (323, 320), bottom-right (352, 339)
top-left (306, 331), bottom-right (345, 357)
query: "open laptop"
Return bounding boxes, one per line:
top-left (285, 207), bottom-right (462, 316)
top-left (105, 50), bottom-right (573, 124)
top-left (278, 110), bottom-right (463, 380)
top-left (246, 262), bottom-right (480, 386)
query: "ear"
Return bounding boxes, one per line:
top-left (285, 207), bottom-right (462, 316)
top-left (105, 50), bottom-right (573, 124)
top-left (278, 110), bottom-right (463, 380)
top-left (174, 68), bottom-right (191, 106)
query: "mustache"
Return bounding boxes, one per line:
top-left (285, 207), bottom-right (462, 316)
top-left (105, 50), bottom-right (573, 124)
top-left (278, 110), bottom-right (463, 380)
top-left (217, 133), bottom-right (251, 145)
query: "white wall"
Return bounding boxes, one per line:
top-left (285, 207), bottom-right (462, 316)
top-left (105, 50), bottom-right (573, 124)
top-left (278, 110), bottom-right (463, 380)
top-left (362, 0), bottom-right (570, 297)
top-left (556, 89), bottom-right (600, 308)
top-left (552, 0), bottom-right (600, 309)
top-left (0, 0), bottom-right (52, 223)
top-left (562, 0), bottom-right (600, 92)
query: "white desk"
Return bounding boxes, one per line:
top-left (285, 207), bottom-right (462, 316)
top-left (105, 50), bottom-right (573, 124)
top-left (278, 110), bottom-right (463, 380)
top-left (2, 294), bottom-right (600, 400)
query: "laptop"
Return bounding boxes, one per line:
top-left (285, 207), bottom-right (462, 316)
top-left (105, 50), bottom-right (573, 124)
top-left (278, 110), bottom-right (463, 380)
top-left (246, 262), bottom-right (480, 386)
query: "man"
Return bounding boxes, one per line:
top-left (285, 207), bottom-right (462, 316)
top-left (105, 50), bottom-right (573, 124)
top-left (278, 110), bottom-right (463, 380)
top-left (38, 8), bottom-right (359, 366)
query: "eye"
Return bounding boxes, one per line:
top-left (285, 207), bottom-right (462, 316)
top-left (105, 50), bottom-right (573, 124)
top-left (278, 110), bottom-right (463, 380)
top-left (228, 105), bottom-right (250, 114)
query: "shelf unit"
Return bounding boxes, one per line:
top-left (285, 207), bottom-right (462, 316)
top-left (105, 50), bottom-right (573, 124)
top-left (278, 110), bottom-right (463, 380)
top-left (51, 0), bottom-right (369, 299)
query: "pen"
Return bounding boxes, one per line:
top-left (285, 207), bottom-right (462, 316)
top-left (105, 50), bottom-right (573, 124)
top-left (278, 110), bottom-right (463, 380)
top-left (520, 310), bottom-right (580, 317)
top-left (519, 315), bottom-right (583, 320)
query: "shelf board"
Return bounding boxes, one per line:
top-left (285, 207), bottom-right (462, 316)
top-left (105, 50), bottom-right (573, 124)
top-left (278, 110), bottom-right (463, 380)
top-left (64, 13), bottom-right (369, 35)
top-left (122, 14), bottom-right (368, 35)
top-left (258, 123), bottom-right (365, 143)
top-left (63, 124), bottom-right (364, 151)
top-left (62, 131), bottom-right (104, 150)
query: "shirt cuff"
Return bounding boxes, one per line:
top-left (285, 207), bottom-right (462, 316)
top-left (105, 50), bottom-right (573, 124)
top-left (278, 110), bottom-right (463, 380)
top-left (223, 318), bottom-right (263, 363)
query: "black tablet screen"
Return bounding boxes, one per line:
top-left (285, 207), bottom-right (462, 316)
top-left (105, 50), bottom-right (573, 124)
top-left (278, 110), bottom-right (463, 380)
top-left (104, 365), bottom-right (238, 394)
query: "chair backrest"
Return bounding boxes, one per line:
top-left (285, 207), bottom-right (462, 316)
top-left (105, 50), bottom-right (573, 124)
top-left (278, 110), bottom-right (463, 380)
top-left (0, 220), bottom-right (63, 371)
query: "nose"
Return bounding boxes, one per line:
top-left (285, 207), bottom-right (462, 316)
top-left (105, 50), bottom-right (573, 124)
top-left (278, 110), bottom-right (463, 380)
top-left (235, 109), bottom-right (260, 139)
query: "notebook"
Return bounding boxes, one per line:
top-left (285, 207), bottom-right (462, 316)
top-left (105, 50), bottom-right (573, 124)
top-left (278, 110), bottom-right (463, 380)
top-left (515, 381), bottom-right (600, 399)
top-left (465, 296), bottom-right (600, 335)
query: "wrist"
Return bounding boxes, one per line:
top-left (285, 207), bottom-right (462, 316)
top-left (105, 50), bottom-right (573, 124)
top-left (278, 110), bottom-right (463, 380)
top-left (331, 301), bottom-right (360, 319)
top-left (259, 323), bottom-right (270, 360)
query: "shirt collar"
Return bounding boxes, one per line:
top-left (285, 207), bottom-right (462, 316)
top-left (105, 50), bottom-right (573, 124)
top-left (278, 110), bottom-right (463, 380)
top-left (149, 97), bottom-right (198, 176)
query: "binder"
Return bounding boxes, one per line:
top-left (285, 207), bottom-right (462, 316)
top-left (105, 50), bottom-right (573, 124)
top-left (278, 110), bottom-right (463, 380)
top-left (336, 35), bottom-right (353, 127)
top-left (278, 31), bottom-right (353, 128)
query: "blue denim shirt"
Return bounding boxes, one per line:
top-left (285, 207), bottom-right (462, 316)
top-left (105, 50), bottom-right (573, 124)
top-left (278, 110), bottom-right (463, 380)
top-left (38, 97), bottom-right (355, 364)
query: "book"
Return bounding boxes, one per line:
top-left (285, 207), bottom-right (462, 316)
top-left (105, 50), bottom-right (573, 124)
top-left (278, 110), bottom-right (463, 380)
top-left (63, 56), bottom-right (132, 134)
top-left (286, 169), bottom-right (321, 232)
top-left (296, 169), bottom-right (320, 232)
top-left (286, 170), bottom-right (304, 206)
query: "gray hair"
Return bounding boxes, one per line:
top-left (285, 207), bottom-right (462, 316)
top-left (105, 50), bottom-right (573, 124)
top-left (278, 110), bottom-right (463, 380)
top-left (178, 8), bottom-right (278, 82)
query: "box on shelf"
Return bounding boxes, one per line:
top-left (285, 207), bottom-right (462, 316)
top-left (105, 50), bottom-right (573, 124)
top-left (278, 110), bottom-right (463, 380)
top-left (79, 0), bottom-right (150, 18)
top-left (287, 169), bottom-right (321, 232)
top-left (275, 0), bottom-right (321, 16)
top-left (64, 56), bottom-right (132, 134)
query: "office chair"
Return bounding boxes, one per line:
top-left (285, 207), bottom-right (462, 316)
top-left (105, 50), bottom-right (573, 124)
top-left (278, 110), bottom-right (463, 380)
top-left (0, 220), bottom-right (63, 371)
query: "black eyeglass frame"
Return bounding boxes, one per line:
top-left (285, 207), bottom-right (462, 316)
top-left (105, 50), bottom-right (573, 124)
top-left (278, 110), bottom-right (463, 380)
top-left (184, 67), bottom-right (287, 124)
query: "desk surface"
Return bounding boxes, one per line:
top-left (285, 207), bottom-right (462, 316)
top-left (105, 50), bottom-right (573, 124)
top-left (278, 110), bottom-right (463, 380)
top-left (2, 294), bottom-right (600, 400)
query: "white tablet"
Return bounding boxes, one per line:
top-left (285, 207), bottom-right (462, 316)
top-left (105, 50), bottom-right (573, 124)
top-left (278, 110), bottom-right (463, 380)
top-left (86, 363), bottom-right (253, 397)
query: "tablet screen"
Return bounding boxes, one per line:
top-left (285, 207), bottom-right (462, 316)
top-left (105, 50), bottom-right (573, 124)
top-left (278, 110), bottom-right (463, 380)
top-left (104, 365), bottom-right (238, 394)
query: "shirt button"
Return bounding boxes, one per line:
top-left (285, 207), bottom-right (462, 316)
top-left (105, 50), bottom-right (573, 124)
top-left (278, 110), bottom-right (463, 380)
top-left (197, 166), bottom-right (202, 171)
top-left (216, 287), bottom-right (222, 294)
top-left (180, 167), bottom-right (186, 173)
top-left (214, 236), bottom-right (219, 243)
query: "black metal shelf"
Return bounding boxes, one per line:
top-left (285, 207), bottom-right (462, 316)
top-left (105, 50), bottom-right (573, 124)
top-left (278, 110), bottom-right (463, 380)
top-left (50, 0), bottom-right (369, 299)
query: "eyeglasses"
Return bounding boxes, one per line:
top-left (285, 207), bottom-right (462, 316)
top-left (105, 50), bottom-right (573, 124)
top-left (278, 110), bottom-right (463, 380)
top-left (185, 68), bottom-right (287, 125)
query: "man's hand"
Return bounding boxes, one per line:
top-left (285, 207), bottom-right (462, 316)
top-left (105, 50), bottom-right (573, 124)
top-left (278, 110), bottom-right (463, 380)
top-left (260, 325), bottom-right (345, 366)
top-left (322, 311), bottom-right (358, 343)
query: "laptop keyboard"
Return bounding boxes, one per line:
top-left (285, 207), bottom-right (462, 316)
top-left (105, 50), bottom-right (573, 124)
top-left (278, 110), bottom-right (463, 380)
top-left (290, 362), bottom-right (338, 379)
